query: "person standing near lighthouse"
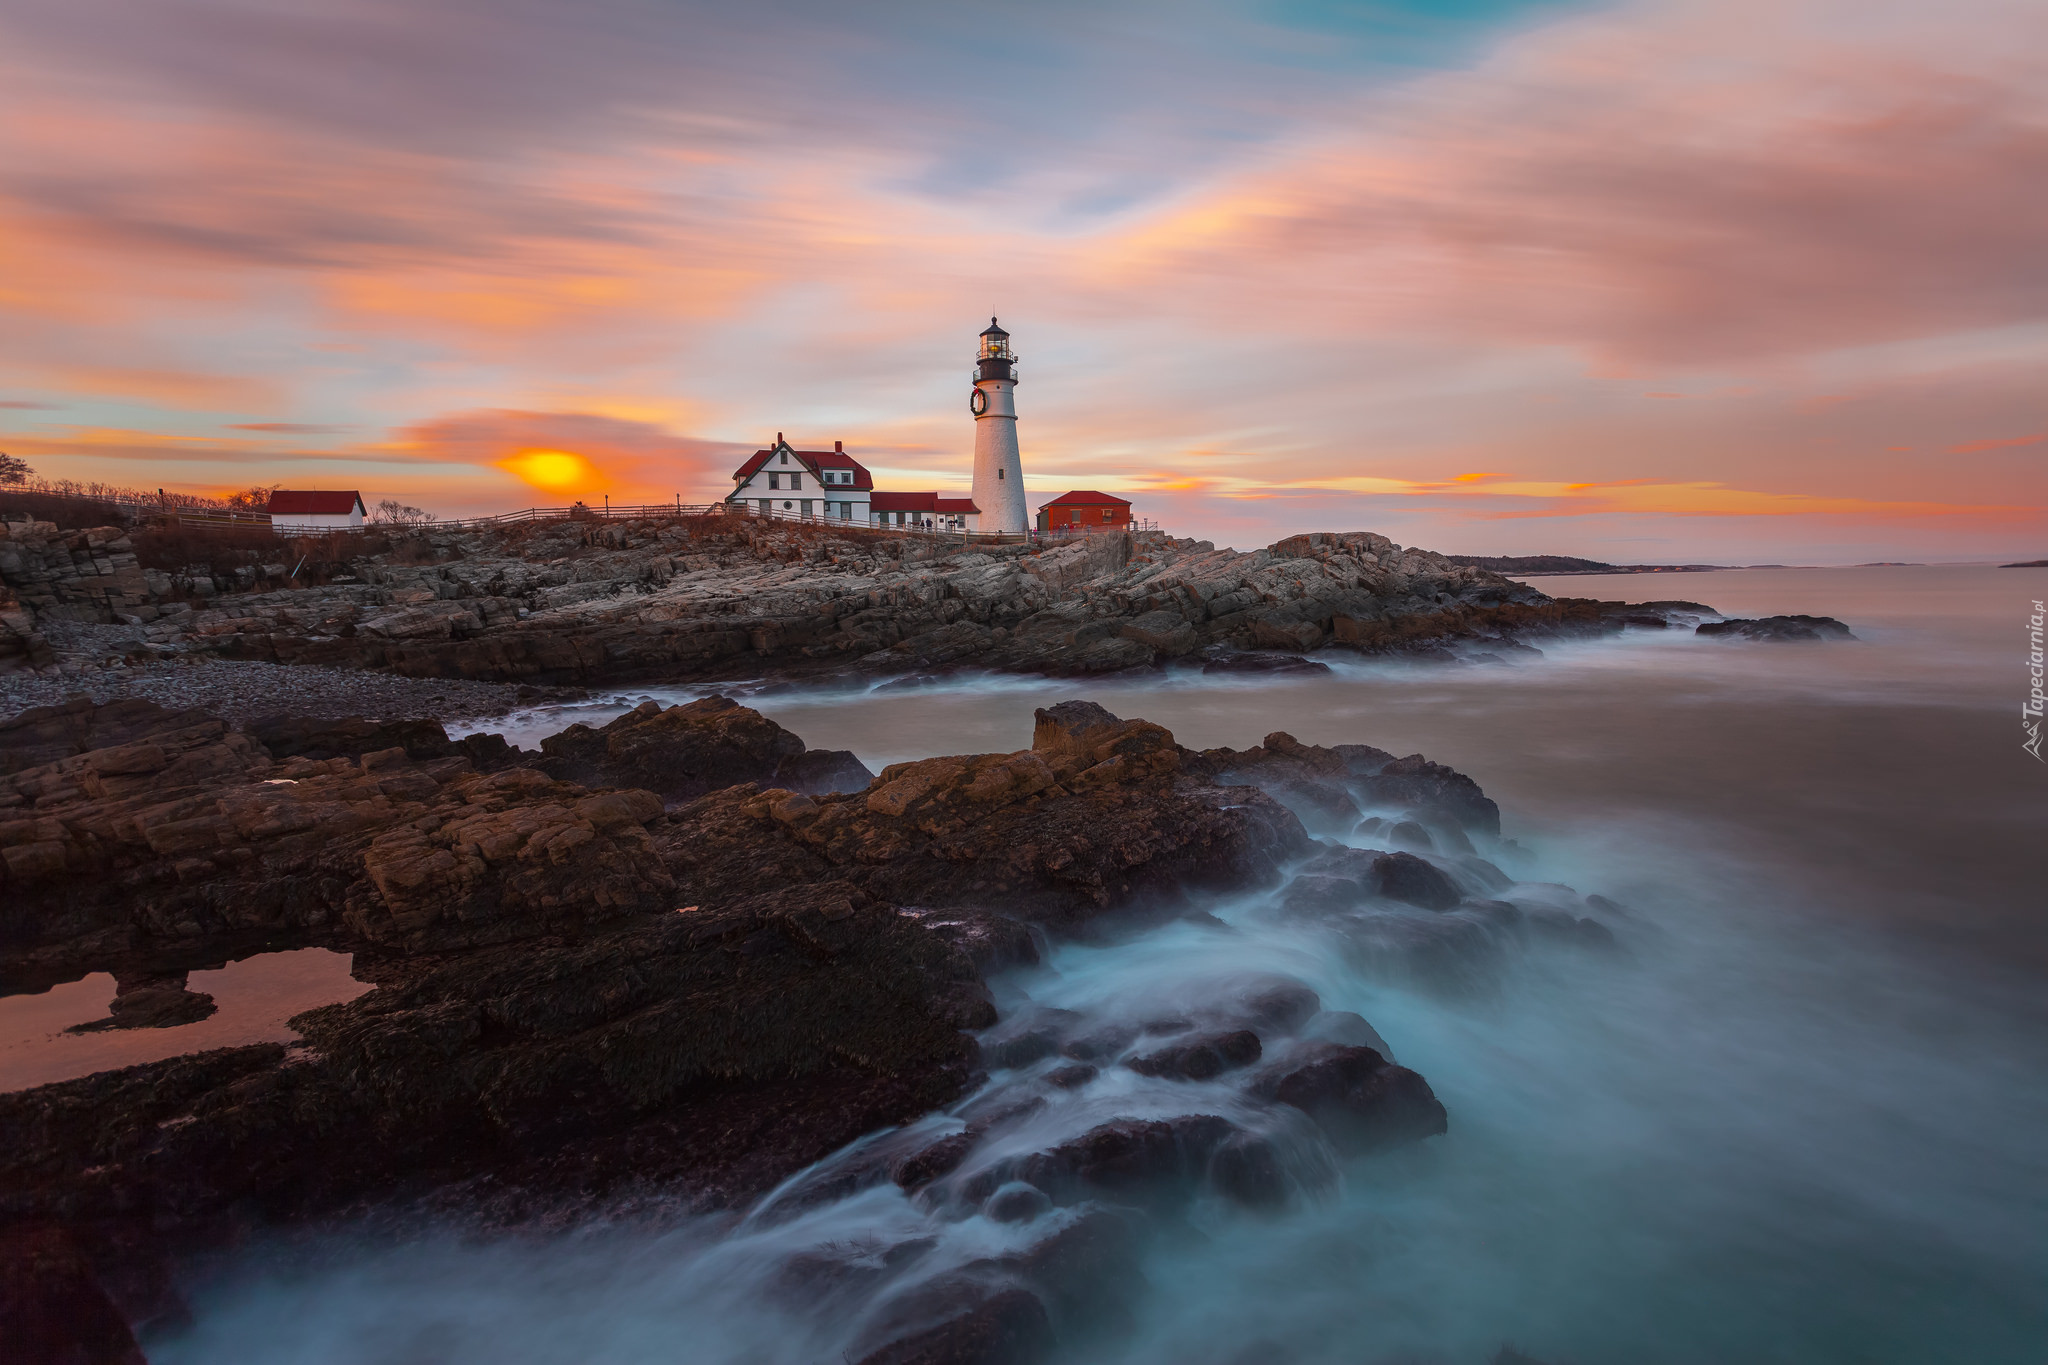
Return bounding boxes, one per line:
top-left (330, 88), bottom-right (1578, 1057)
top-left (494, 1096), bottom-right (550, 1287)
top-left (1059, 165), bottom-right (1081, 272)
top-left (970, 318), bottom-right (1028, 534)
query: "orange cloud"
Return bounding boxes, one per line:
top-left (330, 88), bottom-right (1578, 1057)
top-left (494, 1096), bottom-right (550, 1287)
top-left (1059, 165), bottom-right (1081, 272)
top-left (394, 409), bottom-right (741, 504)
top-left (1948, 431), bottom-right (2046, 455)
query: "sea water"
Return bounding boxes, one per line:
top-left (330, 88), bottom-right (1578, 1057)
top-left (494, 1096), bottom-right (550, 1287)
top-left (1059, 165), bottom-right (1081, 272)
top-left (156, 565), bottom-right (2048, 1362)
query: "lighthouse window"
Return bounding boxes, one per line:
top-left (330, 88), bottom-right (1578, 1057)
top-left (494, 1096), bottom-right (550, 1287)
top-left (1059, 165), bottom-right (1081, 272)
top-left (997, 468), bottom-right (1004, 480)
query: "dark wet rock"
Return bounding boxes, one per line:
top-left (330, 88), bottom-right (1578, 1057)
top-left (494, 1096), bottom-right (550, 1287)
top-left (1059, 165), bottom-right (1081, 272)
top-left (1696, 614), bottom-right (1853, 642)
top-left (979, 1029), bottom-right (1064, 1071)
top-left (537, 694), bottom-right (871, 802)
top-left (777, 746), bottom-right (875, 796)
top-left (961, 1114), bottom-right (1257, 1211)
top-left (0, 701), bottom-right (678, 984)
top-left (1388, 820), bottom-right (1434, 851)
top-left (854, 1281), bottom-right (1055, 1365)
top-left (1126, 1029), bottom-right (1262, 1081)
top-left (1253, 1043), bottom-right (1448, 1154)
top-left (0, 696), bottom-right (228, 777)
top-left (1355, 755), bottom-right (1501, 836)
top-left (1199, 650), bottom-right (1332, 676)
top-left (894, 1131), bottom-right (978, 1192)
top-left (1209, 1129), bottom-right (1290, 1209)
top-left (1044, 1063), bottom-right (1097, 1090)
top-left (655, 703), bottom-right (1312, 927)
top-left (63, 971), bottom-right (217, 1032)
top-left (246, 712), bottom-right (516, 771)
top-left (1229, 977), bottom-right (1322, 1034)
top-left (0, 880), bottom-right (987, 1275)
top-left (0, 1225), bottom-right (147, 1365)
top-left (985, 1183), bottom-right (1053, 1223)
top-left (1291, 845), bottom-right (1462, 913)
top-left (1373, 851), bottom-right (1461, 911)
top-left (1059, 1025), bottom-right (1139, 1063)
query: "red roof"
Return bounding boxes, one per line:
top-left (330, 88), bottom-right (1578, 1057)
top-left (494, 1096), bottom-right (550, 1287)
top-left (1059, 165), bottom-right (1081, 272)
top-left (871, 491), bottom-right (980, 514)
top-left (267, 490), bottom-right (365, 516)
top-left (1038, 489), bottom-right (1130, 508)
top-left (730, 440), bottom-right (874, 492)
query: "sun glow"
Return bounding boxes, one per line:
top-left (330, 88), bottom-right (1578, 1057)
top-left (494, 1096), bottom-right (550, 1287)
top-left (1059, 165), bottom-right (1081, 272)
top-left (499, 448), bottom-right (599, 493)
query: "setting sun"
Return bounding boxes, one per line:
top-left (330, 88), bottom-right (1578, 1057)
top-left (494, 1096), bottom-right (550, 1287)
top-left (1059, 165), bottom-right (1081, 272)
top-left (499, 448), bottom-right (599, 493)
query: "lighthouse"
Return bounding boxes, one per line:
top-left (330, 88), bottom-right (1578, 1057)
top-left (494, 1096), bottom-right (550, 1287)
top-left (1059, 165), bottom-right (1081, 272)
top-left (969, 318), bottom-right (1027, 534)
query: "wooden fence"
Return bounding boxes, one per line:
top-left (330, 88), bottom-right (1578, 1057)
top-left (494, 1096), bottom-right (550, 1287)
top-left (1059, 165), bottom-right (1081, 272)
top-left (43, 495), bottom-right (1153, 546)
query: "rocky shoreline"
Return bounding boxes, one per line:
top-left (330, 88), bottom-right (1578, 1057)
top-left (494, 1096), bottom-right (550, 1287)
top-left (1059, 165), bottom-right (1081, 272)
top-left (0, 517), bottom-right (1858, 1363)
top-left (0, 684), bottom-right (1632, 1364)
top-left (2, 513), bottom-right (1773, 692)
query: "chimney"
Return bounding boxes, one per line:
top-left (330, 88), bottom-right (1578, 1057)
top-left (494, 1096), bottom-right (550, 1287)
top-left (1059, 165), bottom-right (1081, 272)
top-left (776, 432), bottom-right (784, 445)
top-left (835, 440), bottom-right (843, 452)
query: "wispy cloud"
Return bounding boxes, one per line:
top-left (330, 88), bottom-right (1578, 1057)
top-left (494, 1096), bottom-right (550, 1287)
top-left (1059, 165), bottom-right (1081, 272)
top-left (0, 0), bottom-right (2042, 557)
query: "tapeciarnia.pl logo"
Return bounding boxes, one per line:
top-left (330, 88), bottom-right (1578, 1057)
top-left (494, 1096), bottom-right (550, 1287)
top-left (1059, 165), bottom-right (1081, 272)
top-left (2027, 599), bottom-right (2045, 762)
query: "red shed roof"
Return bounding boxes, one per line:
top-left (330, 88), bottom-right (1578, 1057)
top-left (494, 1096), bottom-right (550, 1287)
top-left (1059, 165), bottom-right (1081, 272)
top-left (268, 490), bottom-right (365, 516)
top-left (730, 439), bottom-right (874, 492)
top-left (1038, 489), bottom-right (1131, 508)
top-left (871, 491), bottom-right (980, 514)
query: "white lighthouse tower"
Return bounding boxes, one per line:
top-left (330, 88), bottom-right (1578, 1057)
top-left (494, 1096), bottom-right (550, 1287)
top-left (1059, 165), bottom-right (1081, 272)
top-left (969, 317), bottom-right (1027, 534)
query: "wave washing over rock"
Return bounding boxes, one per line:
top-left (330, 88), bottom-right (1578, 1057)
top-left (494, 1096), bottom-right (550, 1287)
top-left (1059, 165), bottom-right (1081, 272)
top-left (0, 680), bottom-right (1678, 1364)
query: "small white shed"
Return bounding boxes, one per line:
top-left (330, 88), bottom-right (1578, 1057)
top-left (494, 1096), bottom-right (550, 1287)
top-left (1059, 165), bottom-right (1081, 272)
top-left (268, 490), bottom-right (366, 533)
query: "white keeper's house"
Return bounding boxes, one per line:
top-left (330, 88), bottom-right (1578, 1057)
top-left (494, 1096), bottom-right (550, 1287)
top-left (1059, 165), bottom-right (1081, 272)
top-left (726, 436), bottom-right (874, 523)
top-left (724, 434), bottom-right (981, 530)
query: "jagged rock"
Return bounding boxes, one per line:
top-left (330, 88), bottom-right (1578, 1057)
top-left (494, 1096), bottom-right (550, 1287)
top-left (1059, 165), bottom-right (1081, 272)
top-left (0, 882), bottom-right (988, 1276)
top-left (63, 971), bottom-right (217, 1032)
top-left (1252, 1043), bottom-right (1448, 1153)
top-left (1125, 1029), bottom-right (1262, 1080)
top-left (959, 1114), bottom-right (1256, 1211)
top-left (1696, 614), bottom-right (1854, 642)
top-left (1373, 850), bottom-right (1463, 911)
top-left (246, 712), bottom-right (516, 770)
top-left (538, 695), bottom-right (870, 801)
top-left (0, 700), bottom-right (675, 984)
top-left (655, 703), bottom-right (1309, 924)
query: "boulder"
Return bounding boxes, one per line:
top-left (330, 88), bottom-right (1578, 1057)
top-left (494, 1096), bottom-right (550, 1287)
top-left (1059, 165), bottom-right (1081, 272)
top-left (1696, 615), bottom-right (1854, 642)
top-left (1125, 1029), bottom-right (1262, 1081)
top-left (656, 704), bottom-right (1310, 925)
top-left (538, 694), bottom-right (859, 802)
top-left (1252, 1042), bottom-right (1448, 1153)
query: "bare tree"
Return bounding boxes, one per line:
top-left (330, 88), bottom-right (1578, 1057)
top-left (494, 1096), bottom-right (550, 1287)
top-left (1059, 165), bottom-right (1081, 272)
top-left (0, 452), bottom-right (30, 486)
top-left (224, 483), bottom-right (280, 512)
top-left (373, 498), bottom-right (437, 527)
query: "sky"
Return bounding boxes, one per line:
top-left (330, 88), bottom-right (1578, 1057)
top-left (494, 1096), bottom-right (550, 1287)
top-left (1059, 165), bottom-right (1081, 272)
top-left (0, 0), bottom-right (2043, 560)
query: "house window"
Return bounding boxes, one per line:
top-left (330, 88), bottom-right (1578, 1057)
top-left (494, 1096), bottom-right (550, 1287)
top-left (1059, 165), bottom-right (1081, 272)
top-left (1102, 508), bottom-right (1113, 521)
top-left (789, 473), bottom-right (801, 490)
top-left (779, 451), bottom-right (789, 465)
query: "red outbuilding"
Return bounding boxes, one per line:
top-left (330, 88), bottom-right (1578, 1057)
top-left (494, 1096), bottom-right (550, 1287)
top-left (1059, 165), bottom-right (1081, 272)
top-left (1036, 490), bottom-right (1132, 534)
